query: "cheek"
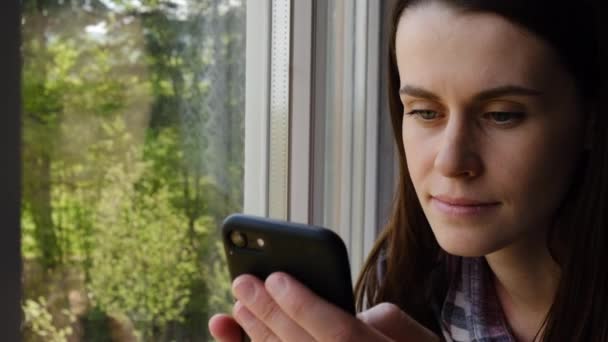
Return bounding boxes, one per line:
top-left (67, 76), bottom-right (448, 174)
top-left (492, 126), bottom-right (582, 219)
top-left (402, 122), bottom-right (435, 189)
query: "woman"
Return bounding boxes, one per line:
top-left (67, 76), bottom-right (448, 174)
top-left (209, 0), bottom-right (607, 340)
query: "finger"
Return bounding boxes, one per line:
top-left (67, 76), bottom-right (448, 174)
top-left (265, 272), bottom-right (391, 342)
top-left (232, 275), bottom-right (312, 342)
top-left (233, 300), bottom-right (281, 342)
top-left (358, 303), bottom-right (440, 342)
top-left (208, 313), bottom-right (243, 342)
top-left (357, 303), bottom-right (406, 340)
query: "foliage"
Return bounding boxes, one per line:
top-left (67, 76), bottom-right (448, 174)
top-left (21, 0), bottom-right (245, 340)
top-left (87, 123), bottom-right (196, 336)
top-left (23, 297), bottom-right (76, 342)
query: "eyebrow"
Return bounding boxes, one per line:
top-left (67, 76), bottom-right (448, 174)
top-left (399, 84), bottom-right (543, 102)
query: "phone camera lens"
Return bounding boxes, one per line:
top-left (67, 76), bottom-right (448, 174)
top-left (230, 230), bottom-right (247, 248)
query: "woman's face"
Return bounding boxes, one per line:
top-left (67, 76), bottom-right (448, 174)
top-left (396, 3), bottom-right (586, 256)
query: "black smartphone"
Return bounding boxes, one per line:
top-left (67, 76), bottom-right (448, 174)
top-left (221, 213), bottom-right (356, 315)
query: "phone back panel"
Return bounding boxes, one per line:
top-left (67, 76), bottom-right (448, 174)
top-left (221, 214), bottom-right (356, 315)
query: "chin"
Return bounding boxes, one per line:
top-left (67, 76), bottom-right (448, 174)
top-left (432, 225), bottom-right (512, 257)
top-left (438, 241), bottom-right (494, 257)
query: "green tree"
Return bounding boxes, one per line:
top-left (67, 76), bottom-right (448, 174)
top-left (22, 0), bottom-right (245, 339)
top-left (87, 123), bottom-right (196, 339)
top-left (22, 0), bottom-right (148, 270)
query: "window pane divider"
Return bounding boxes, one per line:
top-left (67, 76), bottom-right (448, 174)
top-left (268, 0), bottom-right (292, 220)
top-left (244, 0), bottom-right (272, 216)
top-left (290, 0), bottom-right (314, 224)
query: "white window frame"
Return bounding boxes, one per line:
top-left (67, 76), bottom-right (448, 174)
top-left (309, 0), bottom-right (385, 278)
top-left (244, 0), bottom-right (393, 277)
top-left (244, 0), bottom-right (292, 220)
top-left (244, 0), bottom-right (272, 217)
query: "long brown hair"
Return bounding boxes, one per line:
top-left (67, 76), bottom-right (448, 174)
top-left (354, 0), bottom-right (608, 340)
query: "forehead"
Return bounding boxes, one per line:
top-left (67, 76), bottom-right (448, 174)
top-left (395, 3), bottom-right (559, 94)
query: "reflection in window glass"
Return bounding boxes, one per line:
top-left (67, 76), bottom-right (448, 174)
top-left (21, 0), bottom-right (245, 340)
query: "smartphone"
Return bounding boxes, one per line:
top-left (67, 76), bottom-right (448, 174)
top-left (221, 213), bottom-right (356, 315)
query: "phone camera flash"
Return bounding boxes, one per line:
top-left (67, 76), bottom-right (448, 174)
top-left (257, 238), bottom-right (265, 248)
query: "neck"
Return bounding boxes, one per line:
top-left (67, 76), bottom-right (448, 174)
top-left (485, 231), bottom-right (560, 341)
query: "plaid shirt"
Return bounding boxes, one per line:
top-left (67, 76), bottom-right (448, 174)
top-left (438, 257), bottom-right (516, 342)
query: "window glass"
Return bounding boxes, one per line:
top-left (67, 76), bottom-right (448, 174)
top-left (21, 0), bottom-right (245, 340)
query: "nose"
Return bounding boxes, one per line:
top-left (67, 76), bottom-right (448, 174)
top-left (434, 115), bottom-right (483, 178)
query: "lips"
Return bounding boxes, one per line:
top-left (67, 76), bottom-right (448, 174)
top-left (430, 195), bottom-right (500, 216)
top-left (431, 195), bottom-right (498, 206)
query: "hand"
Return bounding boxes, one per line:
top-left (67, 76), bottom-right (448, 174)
top-left (208, 272), bottom-right (439, 342)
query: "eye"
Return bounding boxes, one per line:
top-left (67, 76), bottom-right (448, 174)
top-left (484, 111), bottom-right (525, 124)
top-left (407, 109), bottom-right (439, 121)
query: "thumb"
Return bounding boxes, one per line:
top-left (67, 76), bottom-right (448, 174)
top-left (357, 303), bottom-right (440, 342)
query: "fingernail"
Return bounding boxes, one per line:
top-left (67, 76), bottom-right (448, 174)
top-left (233, 280), bottom-right (256, 304)
top-left (266, 273), bottom-right (287, 297)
